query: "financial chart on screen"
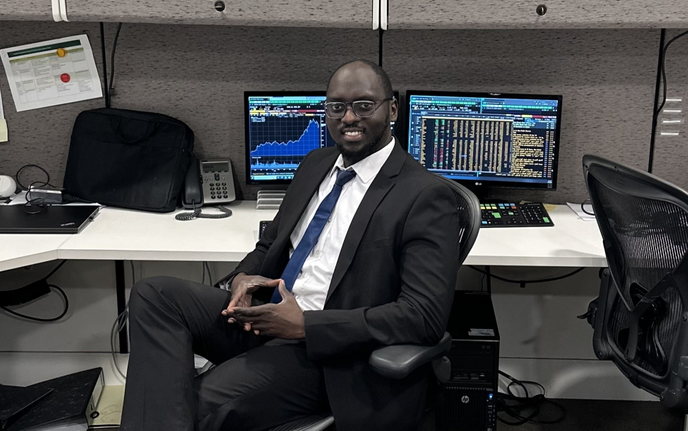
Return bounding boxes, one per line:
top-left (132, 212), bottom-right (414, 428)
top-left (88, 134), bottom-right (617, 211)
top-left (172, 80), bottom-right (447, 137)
top-left (246, 94), bottom-right (333, 183)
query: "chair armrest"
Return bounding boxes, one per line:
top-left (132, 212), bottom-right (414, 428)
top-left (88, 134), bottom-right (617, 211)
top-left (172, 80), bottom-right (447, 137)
top-left (368, 332), bottom-right (452, 379)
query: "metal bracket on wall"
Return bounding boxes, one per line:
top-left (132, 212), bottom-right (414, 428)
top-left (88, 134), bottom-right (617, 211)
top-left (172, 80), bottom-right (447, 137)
top-left (372, 0), bottom-right (380, 30)
top-left (51, 0), bottom-right (69, 22)
top-left (380, 0), bottom-right (388, 30)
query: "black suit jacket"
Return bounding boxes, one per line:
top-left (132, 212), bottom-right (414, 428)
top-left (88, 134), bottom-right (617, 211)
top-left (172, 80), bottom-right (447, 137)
top-left (229, 143), bottom-right (461, 430)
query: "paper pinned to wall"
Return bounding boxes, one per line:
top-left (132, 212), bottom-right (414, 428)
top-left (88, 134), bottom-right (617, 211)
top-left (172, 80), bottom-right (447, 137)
top-left (0, 90), bottom-right (6, 143)
top-left (0, 34), bottom-right (102, 112)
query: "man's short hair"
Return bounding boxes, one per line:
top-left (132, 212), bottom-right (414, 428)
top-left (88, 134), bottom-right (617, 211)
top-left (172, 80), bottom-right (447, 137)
top-left (326, 59), bottom-right (394, 99)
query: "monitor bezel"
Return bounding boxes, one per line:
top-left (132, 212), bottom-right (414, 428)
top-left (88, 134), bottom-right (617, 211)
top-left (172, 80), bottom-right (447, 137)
top-left (405, 90), bottom-right (563, 192)
top-left (244, 91), bottom-right (327, 186)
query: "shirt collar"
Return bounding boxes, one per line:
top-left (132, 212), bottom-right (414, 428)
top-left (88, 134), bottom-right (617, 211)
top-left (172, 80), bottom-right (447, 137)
top-left (333, 137), bottom-right (395, 184)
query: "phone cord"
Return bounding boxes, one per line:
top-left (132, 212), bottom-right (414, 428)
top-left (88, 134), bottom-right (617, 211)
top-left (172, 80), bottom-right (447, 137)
top-left (175, 203), bottom-right (232, 221)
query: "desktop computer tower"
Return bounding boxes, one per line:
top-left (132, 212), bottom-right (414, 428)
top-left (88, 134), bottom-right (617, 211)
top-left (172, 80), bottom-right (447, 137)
top-left (436, 291), bottom-right (500, 431)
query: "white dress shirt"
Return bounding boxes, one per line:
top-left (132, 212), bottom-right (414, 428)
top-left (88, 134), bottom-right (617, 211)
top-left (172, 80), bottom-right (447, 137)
top-left (289, 138), bottom-right (395, 311)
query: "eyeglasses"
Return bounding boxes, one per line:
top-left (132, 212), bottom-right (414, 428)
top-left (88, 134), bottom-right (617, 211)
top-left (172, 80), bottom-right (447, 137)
top-left (323, 98), bottom-right (394, 119)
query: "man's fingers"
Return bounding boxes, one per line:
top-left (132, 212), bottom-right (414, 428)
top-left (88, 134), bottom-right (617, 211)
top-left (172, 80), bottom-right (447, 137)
top-left (224, 297), bottom-right (241, 314)
top-left (231, 305), bottom-right (271, 317)
top-left (263, 278), bottom-right (281, 287)
top-left (277, 280), bottom-right (292, 302)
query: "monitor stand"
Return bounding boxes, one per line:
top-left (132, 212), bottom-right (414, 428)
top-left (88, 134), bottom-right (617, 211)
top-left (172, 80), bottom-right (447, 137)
top-left (256, 190), bottom-right (285, 210)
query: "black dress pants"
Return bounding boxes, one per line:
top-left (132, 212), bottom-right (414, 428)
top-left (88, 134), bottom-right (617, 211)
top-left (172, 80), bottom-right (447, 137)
top-left (120, 276), bottom-right (328, 431)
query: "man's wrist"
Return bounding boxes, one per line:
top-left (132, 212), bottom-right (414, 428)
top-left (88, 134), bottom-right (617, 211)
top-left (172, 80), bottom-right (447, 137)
top-left (220, 272), bottom-right (246, 292)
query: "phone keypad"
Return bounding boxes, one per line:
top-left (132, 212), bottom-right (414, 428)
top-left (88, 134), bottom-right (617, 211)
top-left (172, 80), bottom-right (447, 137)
top-left (207, 181), bottom-right (229, 199)
top-left (201, 160), bottom-right (234, 203)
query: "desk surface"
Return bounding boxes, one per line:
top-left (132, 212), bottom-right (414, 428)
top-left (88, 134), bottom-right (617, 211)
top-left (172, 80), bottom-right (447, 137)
top-left (1, 201), bottom-right (606, 272)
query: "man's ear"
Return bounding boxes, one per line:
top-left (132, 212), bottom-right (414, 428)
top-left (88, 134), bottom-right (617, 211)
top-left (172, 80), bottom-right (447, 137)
top-left (390, 98), bottom-right (399, 122)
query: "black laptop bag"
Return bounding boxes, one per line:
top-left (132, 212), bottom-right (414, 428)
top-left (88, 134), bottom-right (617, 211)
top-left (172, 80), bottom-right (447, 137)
top-left (63, 108), bottom-right (194, 212)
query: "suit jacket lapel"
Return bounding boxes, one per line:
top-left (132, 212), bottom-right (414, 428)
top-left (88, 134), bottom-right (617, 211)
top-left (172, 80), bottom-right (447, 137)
top-left (325, 144), bottom-right (407, 303)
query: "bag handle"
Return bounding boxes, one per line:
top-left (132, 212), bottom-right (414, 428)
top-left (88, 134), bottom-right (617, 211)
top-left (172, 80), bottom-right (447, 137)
top-left (112, 117), bottom-right (158, 144)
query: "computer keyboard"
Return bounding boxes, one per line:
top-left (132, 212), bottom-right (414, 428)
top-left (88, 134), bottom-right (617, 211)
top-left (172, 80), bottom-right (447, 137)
top-left (480, 202), bottom-right (554, 227)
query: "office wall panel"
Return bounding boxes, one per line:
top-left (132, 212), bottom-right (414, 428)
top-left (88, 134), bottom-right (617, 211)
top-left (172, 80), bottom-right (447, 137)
top-left (384, 29), bottom-right (659, 203)
top-left (0, 1), bottom-right (55, 21)
top-left (651, 30), bottom-right (688, 189)
top-left (0, 22), bottom-right (379, 199)
top-left (0, 23), bottom-right (105, 188)
top-left (66, 0), bottom-right (374, 29)
top-left (389, 0), bottom-right (688, 30)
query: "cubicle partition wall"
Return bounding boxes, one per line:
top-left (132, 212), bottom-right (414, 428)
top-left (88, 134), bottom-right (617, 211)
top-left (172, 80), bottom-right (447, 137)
top-left (0, 23), bottom-right (664, 204)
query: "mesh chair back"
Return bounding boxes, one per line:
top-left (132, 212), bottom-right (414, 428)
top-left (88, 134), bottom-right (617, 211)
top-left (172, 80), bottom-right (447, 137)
top-left (434, 175), bottom-right (482, 266)
top-left (583, 155), bottom-right (688, 410)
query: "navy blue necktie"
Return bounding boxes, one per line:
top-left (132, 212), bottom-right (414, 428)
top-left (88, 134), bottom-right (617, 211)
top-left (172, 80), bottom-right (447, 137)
top-left (271, 168), bottom-right (357, 303)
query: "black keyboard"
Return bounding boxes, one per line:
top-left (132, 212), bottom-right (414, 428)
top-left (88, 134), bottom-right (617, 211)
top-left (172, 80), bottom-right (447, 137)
top-left (480, 202), bottom-right (554, 227)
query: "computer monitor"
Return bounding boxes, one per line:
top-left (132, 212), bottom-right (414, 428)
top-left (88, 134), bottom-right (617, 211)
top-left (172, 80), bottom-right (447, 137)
top-left (245, 91), bottom-right (398, 185)
top-left (406, 91), bottom-right (562, 197)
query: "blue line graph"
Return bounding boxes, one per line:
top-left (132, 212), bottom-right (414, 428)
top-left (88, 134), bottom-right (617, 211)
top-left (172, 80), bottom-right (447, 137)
top-left (251, 119), bottom-right (321, 157)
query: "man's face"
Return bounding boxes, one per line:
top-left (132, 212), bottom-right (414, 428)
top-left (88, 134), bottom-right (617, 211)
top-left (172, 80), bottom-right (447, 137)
top-left (325, 64), bottom-right (398, 165)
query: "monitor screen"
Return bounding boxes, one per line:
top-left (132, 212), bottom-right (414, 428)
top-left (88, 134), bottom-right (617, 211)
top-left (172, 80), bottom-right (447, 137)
top-left (406, 91), bottom-right (562, 191)
top-left (245, 91), bottom-right (398, 185)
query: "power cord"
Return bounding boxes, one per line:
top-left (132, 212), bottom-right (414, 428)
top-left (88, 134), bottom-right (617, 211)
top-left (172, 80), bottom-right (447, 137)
top-left (496, 370), bottom-right (566, 426)
top-left (108, 23), bottom-right (123, 102)
top-left (655, 30), bottom-right (688, 123)
top-left (111, 260), bottom-right (136, 380)
top-left (581, 200), bottom-right (594, 216)
top-left (468, 266), bottom-right (585, 288)
top-left (111, 307), bottom-right (128, 380)
top-left (15, 164), bottom-right (56, 215)
top-left (0, 261), bottom-right (69, 322)
top-left (175, 202), bottom-right (232, 221)
top-left (202, 261), bottom-right (213, 286)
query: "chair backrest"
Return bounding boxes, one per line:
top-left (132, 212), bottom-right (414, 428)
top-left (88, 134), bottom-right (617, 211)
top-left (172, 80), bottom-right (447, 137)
top-left (583, 154), bottom-right (688, 410)
top-left (433, 174), bottom-right (482, 266)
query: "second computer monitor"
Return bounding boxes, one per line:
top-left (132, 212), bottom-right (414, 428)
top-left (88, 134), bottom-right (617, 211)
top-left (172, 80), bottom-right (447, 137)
top-left (406, 91), bottom-right (562, 192)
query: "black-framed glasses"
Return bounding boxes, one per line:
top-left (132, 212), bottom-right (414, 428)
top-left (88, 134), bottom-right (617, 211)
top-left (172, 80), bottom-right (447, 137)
top-left (323, 98), bottom-right (394, 119)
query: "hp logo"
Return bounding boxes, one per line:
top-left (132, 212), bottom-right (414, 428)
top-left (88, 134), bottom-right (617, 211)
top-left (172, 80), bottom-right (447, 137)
top-left (461, 395), bottom-right (470, 404)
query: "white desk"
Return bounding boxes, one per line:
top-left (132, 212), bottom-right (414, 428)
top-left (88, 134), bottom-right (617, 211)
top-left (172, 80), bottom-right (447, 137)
top-left (1, 234), bottom-right (71, 272)
top-left (57, 201), bottom-right (274, 263)
top-left (1, 202), bottom-right (606, 272)
top-left (0, 201), bottom-right (606, 353)
top-left (467, 205), bottom-right (606, 267)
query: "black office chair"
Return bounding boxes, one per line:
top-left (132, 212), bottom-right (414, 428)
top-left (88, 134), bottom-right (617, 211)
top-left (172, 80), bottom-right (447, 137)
top-left (581, 155), bottom-right (688, 423)
top-left (270, 175), bottom-right (482, 431)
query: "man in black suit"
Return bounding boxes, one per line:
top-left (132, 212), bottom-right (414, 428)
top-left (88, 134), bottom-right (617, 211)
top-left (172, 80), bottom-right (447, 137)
top-left (120, 60), bottom-right (460, 431)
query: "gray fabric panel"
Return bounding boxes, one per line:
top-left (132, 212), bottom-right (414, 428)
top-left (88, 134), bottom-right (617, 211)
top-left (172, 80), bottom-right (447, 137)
top-left (651, 29), bottom-right (688, 191)
top-left (0, 1), bottom-right (55, 21)
top-left (0, 24), bottom-right (661, 204)
top-left (65, 0), bottom-right (373, 28)
top-left (0, 22), bottom-right (379, 198)
top-left (384, 29), bottom-right (659, 203)
top-left (388, 0), bottom-right (688, 29)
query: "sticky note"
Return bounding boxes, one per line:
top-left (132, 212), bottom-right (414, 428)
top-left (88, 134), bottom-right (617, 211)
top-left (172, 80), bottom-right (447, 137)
top-left (0, 119), bottom-right (7, 142)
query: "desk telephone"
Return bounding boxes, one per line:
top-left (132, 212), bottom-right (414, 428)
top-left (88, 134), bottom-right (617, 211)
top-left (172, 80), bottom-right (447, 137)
top-left (177, 157), bottom-right (236, 220)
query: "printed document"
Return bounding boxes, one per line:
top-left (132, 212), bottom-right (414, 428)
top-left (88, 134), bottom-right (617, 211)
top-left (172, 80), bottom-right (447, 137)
top-left (0, 35), bottom-right (102, 112)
